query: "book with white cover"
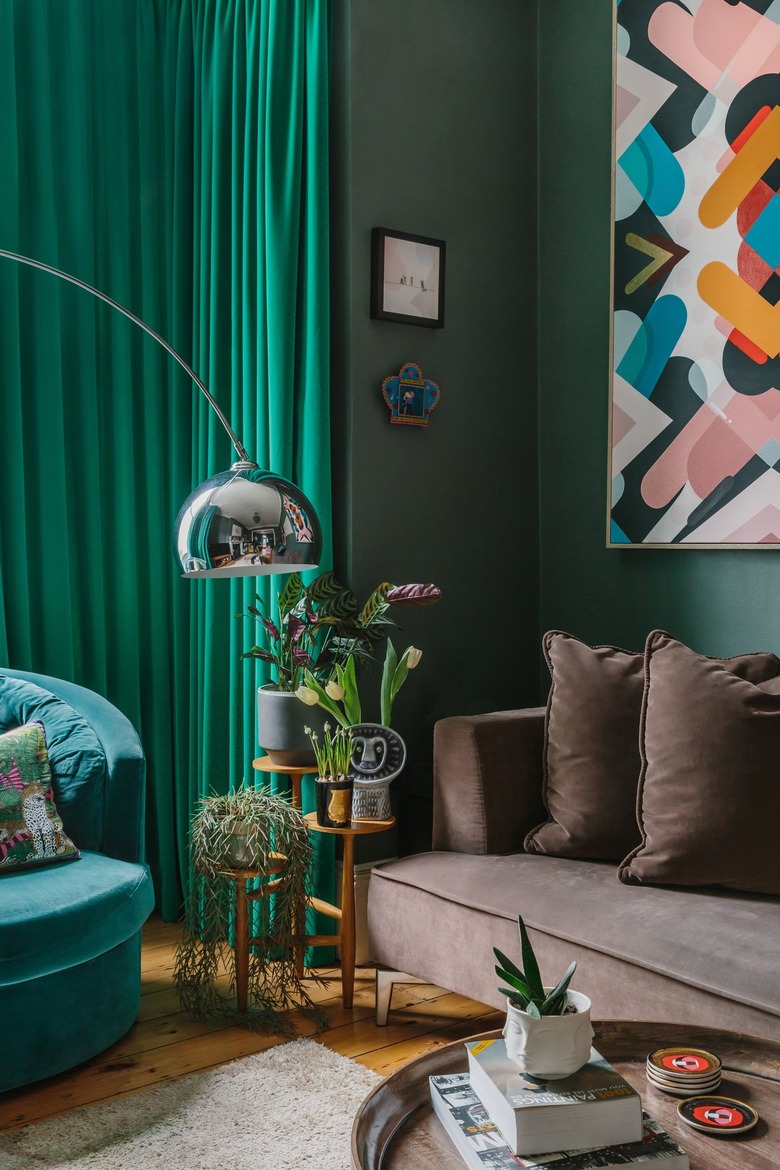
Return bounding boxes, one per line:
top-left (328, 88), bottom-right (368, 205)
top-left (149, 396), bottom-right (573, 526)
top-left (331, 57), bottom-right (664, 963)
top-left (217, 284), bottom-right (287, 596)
top-left (465, 1038), bottom-right (643, 1156)
top-left (429, 1074), bottom-right (688, 1170)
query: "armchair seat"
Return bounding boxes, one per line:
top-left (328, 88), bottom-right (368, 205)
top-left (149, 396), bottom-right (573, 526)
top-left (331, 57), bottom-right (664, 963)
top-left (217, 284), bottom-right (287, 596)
top-left (0, 852), bottom-right (153, 986)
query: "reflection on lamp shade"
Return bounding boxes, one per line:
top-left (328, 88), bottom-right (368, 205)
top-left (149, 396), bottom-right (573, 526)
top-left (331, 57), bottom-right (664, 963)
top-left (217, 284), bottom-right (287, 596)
top-left (175, 461), bottom-right (322, 578)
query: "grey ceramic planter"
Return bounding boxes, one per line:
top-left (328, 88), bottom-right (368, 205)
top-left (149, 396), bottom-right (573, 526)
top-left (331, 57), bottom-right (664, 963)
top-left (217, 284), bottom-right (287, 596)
top-left (256, 685), bottom-right (327, 766)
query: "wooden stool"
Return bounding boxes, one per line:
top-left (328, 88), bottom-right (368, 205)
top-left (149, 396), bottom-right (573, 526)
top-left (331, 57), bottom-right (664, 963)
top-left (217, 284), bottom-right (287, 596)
top-left (252, 757), bottom-right (319, 976)
top-left (251, 758), bottom-right (396, 1004)
top-left (228, 852), bottom-right (289, 1011)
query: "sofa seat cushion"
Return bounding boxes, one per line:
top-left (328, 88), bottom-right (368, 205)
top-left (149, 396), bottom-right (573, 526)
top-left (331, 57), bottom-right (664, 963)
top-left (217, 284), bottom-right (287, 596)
top-left (0, 850), bottom-right (155, 985)
top-left (371, 852), bottom-right (780, 1017)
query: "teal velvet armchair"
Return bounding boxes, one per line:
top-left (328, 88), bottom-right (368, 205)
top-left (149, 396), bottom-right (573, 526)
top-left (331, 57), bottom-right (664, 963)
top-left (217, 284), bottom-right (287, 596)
top-left (0, 669), bottom-right (155, 1092)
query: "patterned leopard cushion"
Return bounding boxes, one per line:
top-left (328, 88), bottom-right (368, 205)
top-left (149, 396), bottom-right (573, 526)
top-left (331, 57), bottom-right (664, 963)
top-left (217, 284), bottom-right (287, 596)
top-left (0, 721), bottom-right (80, 873)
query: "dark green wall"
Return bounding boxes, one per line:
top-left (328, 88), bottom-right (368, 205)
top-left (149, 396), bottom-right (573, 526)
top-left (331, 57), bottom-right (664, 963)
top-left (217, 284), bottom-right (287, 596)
top-left (332, 0), bottom-right (779, 854)
top-left (331, 0), bottom-right (540, 850)
top-left (538, 0), bottom-right (780, 662)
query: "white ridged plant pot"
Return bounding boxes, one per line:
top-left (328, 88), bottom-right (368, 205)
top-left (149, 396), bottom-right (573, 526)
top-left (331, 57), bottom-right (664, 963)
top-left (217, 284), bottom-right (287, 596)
top-left (503, 990), bottom-right (594, 1079)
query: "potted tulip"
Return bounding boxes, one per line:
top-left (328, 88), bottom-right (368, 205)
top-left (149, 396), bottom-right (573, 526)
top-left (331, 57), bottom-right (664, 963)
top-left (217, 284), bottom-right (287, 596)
top-left (295, 638), bottom-right (422, 818)
top-left (239, 573), bottom-right (440, 765)
top-left (494, 914), bottom-right (593, 1079)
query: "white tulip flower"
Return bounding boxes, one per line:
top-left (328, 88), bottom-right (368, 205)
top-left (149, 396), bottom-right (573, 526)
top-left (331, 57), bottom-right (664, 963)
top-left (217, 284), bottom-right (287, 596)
top-left (296, 685), bottom-right (320, 706)
top-left (407, 647), bottom-right (422, 669)
top-left (325, 680), bottom-right (345, 701)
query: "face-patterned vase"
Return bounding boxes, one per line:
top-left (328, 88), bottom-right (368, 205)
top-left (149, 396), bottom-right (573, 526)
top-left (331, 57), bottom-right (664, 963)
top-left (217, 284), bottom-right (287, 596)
top-left (347, 724), bottom-right (407, 820)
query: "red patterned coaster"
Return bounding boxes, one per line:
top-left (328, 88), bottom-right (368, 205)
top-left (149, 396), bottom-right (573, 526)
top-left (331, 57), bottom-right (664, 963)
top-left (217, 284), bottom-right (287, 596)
top-left (677, 1095), bottom-right (758, 1136)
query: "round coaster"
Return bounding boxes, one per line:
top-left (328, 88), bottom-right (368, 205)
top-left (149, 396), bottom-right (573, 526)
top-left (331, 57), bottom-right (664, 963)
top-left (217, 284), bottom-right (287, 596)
top-left (677, 1096), bottom-right (758, 1136)
top-left (648, 1047), bottom-right (721, 1077)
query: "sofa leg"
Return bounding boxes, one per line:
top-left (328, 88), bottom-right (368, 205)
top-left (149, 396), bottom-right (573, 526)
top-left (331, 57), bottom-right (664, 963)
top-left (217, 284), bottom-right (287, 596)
top-left (375, 968), bottom-right (428, 1025)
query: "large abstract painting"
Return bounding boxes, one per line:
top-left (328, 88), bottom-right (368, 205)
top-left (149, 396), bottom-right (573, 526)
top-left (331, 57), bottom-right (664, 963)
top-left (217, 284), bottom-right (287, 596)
top-left (611, 0), bottom-right (780, 546)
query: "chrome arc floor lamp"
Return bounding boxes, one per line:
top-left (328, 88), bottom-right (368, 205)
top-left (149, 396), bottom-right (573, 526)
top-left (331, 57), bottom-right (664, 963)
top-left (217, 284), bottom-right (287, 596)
top-left (0, 248), bottom-right (322, 579)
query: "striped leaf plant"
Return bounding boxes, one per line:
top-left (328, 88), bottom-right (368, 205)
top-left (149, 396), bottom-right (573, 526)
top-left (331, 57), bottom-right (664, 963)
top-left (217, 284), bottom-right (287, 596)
top-left (494, 914), bottom-right (578, 1018)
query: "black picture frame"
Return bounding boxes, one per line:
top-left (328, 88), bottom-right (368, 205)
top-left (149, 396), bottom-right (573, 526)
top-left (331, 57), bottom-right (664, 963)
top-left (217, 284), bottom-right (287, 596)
top-left (370, 227), bottom-right (446, 328)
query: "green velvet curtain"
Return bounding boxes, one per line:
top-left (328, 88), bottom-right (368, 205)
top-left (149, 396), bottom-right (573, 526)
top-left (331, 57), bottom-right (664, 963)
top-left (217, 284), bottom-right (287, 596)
top-left (0, 0), bottom-right (334, 922)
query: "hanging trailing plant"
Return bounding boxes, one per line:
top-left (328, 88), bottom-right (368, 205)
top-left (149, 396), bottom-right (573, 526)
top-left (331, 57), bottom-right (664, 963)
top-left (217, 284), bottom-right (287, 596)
top-left (173, 786), bottom-right (327, 1034)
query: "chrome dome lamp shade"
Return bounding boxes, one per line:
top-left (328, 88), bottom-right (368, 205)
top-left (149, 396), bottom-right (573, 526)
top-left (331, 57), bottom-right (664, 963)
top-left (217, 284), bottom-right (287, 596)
top-left (0, 249), bottom-right (322, 578)
top-left (175, 464), bottom-right (322, 577)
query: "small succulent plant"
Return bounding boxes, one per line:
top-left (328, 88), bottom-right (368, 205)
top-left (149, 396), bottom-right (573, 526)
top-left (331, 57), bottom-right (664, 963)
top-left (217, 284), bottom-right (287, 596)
top-left (494, 914), bottom-right (577, 1018)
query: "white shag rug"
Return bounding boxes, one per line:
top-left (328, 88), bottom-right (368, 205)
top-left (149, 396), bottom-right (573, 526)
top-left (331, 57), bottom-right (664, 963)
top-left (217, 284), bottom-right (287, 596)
top-left (0, 1039), bottom-right (381, 1170)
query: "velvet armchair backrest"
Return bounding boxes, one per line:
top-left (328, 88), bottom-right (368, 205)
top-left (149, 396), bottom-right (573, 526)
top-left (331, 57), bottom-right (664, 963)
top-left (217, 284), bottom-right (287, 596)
top-left (0, 670), bottom-right (146, 863)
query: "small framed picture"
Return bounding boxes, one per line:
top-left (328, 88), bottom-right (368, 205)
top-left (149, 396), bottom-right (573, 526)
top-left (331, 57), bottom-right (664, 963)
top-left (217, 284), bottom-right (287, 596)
top-left (370, 227), bottom-right (446, 328)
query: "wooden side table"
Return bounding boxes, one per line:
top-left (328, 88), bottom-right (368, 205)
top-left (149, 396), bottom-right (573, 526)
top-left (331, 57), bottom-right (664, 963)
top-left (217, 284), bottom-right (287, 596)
top-left (228, 853), bottom-right (289, 1012)
top-left (253, 756), bottom-right (320, 977)
top-left (252, 756), bottom-right (317, 810)
top-left (303, 812), bottom-right (396, 1009)
top-left (251, 757), bottom-right (395, 1007)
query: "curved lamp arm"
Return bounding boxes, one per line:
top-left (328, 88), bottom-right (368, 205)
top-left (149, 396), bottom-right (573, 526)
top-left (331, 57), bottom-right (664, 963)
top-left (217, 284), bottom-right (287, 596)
top-left (0, 247), bottom-right (251, 465)
top-left (0, 246), bottom-right (322, 577)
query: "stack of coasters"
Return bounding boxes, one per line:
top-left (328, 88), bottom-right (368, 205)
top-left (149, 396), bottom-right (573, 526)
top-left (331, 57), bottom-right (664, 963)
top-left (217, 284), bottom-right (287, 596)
top-left (646, 1047), bottom-right (722, 1097)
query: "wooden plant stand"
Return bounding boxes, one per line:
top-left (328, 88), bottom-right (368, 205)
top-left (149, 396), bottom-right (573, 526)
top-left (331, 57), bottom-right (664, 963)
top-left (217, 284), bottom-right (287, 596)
top-left (250, 756), bottom-right (396, 1008)
top-left (228, 852), bottom-right (289, 1012)
top-left (303, 812), bottom-right (396, 1009)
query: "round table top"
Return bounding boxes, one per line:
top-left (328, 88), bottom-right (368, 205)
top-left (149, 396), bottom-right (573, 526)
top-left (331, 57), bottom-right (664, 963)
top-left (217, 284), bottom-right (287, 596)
top-left (252, 756), bottom-right (319, 776)
top-left (218, 850), bottom-right (288, 880)
top-left (302, 811), bottom-right (395, 837)
top-left (352, 1020), bottom-right (780, 1170)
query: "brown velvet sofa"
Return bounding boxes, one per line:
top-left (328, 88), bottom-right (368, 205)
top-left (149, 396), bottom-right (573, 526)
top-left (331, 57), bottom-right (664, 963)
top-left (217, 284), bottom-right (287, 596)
top-left (367, 707), bottom-right (780, 1038)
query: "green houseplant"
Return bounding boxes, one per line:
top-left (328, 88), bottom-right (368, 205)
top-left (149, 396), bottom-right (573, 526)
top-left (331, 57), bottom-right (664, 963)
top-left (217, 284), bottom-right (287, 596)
top-left (240, 573), bottom-right (438, 691)
top-left (494, 914), bottom-right (593, 1078)
top-left (239, 572), bottom-right (440, 764)
top-left (173, 786), bottom-right (326, 1033)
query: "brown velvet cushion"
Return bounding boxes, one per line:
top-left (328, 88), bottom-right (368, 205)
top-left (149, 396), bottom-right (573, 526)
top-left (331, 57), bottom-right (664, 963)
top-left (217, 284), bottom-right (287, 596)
top-left (524, 631), bottom-right (646, 861)
top-left (525, 629), bottom-right (780, 865)
top-left (618, 631), bottom-right (780, 894)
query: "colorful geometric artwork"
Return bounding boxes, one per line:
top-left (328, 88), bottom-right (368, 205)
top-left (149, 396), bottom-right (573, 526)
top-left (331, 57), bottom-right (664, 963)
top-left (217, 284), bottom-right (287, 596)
top-left (610, 0), bottom-right (780, 546)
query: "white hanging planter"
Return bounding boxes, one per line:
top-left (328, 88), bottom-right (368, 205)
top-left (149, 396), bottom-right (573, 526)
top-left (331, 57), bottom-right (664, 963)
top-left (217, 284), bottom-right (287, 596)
top-left (503, 989), bottom-right (594, 1079)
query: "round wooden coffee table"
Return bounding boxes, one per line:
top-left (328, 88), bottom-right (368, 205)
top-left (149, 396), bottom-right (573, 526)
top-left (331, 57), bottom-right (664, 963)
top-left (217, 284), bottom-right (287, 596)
top-left (352, 1021), bottom-right (780, 1169)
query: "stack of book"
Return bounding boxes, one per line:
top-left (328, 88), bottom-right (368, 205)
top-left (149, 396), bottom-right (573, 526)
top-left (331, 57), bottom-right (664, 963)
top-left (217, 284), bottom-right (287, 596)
top-left (429, 1036), bottom-right (689, 1170)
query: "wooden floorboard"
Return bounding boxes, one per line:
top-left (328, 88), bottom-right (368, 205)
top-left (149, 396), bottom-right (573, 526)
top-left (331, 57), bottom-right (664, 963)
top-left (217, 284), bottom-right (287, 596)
top-left (0, 915), bottom-right (501, 1132)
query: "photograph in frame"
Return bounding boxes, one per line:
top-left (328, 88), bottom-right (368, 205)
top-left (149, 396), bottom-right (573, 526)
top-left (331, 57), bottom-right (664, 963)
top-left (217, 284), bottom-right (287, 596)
top-left (371, 227), bottom-right (445, 328)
